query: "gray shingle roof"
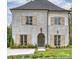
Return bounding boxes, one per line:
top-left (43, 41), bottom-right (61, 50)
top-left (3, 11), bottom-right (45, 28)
top-left (11, 0), bottom-right (68, 11)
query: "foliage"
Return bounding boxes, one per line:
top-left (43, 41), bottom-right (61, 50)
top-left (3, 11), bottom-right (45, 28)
top-left (10, 44), bottom-right (37, 49)
top-left (45, 45), bottom-right (52, 48)
top-left (7, 26), bottom-right (14, 47)
top-left (68, 12), bottom-right (72, 45)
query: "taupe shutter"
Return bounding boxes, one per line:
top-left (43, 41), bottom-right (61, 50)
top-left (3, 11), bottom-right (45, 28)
top-left (27, 35), bottom-right (32, 44)
top-left (50, 35), bottom-right (55, 47)
top-left (51, 17), bottom-right (55, 25)
top-left (16, 34), bottom-right (20, 46)
top-left (21, 16), bottom-right (27, 25)
top-left (60, 35), bottom-right (65, 47)
top-left (61, 17), bottom-right (64, 25)
top-left (32, 16), bottom-right (37, 25)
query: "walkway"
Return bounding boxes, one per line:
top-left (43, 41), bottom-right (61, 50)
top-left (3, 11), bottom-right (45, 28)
top-left (7, 48), bottom-right (35, 56)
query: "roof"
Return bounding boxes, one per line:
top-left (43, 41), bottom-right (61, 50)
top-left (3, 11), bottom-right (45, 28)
top-left (11, 0), bottom-right (69, 11)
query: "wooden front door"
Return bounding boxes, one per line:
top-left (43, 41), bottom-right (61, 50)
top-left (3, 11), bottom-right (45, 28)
top-left (38, 33), bottom-right (45, 47)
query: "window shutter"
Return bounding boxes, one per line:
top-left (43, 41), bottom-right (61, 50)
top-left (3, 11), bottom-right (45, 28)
top-left (60, 35), bottom-right (65, 47)
top-left (21, 16), bottom-right (27, 25)
top-left (32, 16), bottom-right (37, 25)
top-left (16, 34), bottom-right (20, 46)
top-left (61, 17), bottom-right (64, 25)
top-left (27, 35), bottom-right (32, 44)
top-left (51, 17), bottom-right (55, 25)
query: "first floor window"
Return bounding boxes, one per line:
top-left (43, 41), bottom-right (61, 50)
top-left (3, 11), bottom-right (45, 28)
top-left (20, 35), bottom-right (27, 45)
top-left (20, 35), bottom-right (23, 45)
top-left (24, 35), bottom-right (27, 45)
top-left (54, 35), bottom-right (61, 48)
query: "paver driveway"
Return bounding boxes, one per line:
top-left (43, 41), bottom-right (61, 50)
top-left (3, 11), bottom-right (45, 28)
top-left (7, 48), bottom-right (35, 56)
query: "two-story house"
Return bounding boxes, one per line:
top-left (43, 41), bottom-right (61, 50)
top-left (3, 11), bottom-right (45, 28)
top-left (11, 0), bottom-right (69, 48)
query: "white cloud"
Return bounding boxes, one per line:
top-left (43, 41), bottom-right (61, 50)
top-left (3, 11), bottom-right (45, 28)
top-left (7, 0), bottom-right (31, 3)
top-left (49, 0), bottom-right (72, 9)
top-left (62, 3), bottom-right (72, 9)
top-left (49, 0), bottom-right (65, 5)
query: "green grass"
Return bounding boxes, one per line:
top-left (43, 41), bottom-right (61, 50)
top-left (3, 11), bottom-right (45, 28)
top-left (35, 48), bottom-right (72, 57)
top-left (8, 48), bottom-right (72, 59)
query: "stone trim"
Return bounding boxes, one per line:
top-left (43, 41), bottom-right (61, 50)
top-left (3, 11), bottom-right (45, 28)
top-left (15, 34), bottom-right (20, 46)
top-left (61, 17), bottom-right (65, 25)
top-left (50, 35), bottom-right (55, 47)
top-left (51, 17), bottom-right (55, 25)
top-left (32, 16), bottom-right (37, 25)
top-left (27, 35), bottom-right (32, 45)
top-left (60, 35), bottom-right (65, 47)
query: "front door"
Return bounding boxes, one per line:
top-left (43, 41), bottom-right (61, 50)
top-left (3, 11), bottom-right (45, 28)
top-left (38, 33), bottom-right (45, 47)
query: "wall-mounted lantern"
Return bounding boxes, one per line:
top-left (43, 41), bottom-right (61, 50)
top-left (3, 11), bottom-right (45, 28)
top-left (40, 27), bottom-right (42, 33)
top-left (57, 29), bottom-right (59, 34)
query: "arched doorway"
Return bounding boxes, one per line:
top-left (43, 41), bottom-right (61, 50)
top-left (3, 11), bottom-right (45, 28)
top-left (37, 33), bottom-right (45, 47)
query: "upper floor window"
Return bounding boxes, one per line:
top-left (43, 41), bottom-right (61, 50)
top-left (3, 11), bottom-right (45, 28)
top-left (21, 16), bottom-right (37, 25)
top-left (55, 17), bottom-right (61, 25)
top-left (26, 16), bottom-right (32, 25)
top-left (51, 16), bottom-right (65, 25)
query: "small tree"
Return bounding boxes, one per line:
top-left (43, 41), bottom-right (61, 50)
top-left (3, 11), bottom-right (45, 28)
top-left (7, 26), bottom-right (14, 47)
top-left (68, 8), bottom-right (72, 45)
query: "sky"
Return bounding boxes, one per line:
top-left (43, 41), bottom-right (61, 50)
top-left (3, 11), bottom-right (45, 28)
top-left (7, 0), bottom-right (72, 26)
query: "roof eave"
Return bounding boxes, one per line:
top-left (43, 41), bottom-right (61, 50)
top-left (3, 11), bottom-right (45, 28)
top-left (10, 8), bottom-right (69, 12)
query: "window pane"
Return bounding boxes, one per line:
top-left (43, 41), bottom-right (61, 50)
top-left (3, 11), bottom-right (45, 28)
top-left (58, 17), bottom-right (61, 25)
top-left (20, 35), bottom-right (23, 45)
top-left (24, 35), bottom-right (27, 45)
top-left (58, 35), bottom-right (61, 45)
top-left (55, 17), bottom-right (61, 25)
top-left (54, 35), bottom-right (57, 45)
top-left (55, 17), bottom-right (58, 24)
top-left (26, 16), bottom-right (32, 25)
top-left (54, 35), bottom-right (61, 48)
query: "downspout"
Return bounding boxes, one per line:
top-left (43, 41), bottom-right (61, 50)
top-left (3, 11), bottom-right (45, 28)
top-left (47, 11), bottom-right (48, 47)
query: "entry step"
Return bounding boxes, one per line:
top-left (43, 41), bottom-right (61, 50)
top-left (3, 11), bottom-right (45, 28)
top-left (38, 47), bottom-right (46, 51)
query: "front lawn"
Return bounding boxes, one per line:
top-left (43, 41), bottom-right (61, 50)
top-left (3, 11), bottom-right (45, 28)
top-left (34, 48), bottom-right (72, 57)
top-left (8, 48), bottom-right (72, 59)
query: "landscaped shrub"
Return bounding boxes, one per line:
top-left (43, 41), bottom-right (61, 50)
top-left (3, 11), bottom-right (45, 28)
top-left (10, 44), bottom-right (37, 49)
top-left (15, 55), bottom-right (22, 59)
top-left (9, 38), bottom-right (14, 47)
top-left (44, 53), bottom-right (50, 57)
top-left (24, 55), bottom-right (30, 58)
top-left (45, 45), bottom-right (52, 48)
top-left (27, 44), bottom-right (37, 48)
top-left (32, 54), bottom-right (38, 58)
top-left (7, 26), bottom-right (14, 48)
top-left (38, 53), bottom-right (44, 57)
